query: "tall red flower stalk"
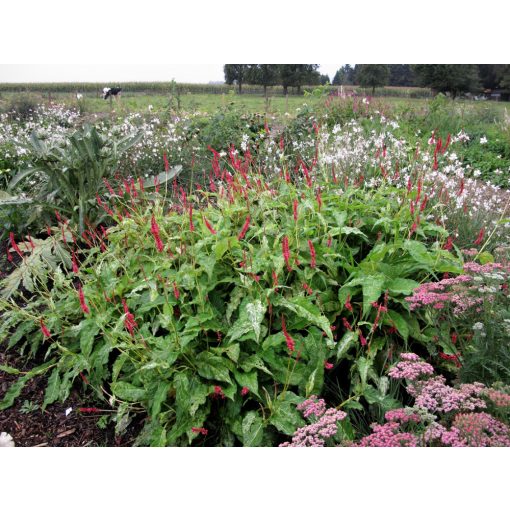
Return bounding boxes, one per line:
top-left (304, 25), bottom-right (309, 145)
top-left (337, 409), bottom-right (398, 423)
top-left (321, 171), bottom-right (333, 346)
top-left (237, 215), bottom-right (251, 240)
top-left (293, 200), bottom-right (298, 222)
top-left (150, 215), bottom-right (164, 252)
top-left (40, 319), bottom-right (51, 338)
top-left (122, 299), bottom-right (137, 337)
top-left (308, 240), bottom-right (316, 269)
top-left (203, 216), bottom-right (217, 235)
top-left (282, 236), bottom-right (291, 271)
top-left (9, 232), bottom-right (24, 258)
top-left (473, 228), bottom-right (485, 246)
top-left (281, 315), bottom-right (295, 353)
top-left (78, 285), bottom-right (90, 314)
top-left (72, 251), bottom-right (79, 274)
top-left (173, 282), bottom-right (180, 300)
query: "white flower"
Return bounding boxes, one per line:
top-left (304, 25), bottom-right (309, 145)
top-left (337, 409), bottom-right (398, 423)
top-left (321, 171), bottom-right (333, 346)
top-left (472, 322), bottom-right (484, 331)
top-left (0, 432), bottom-right (15, 447)
top-left (148, 105), bottom-right (153, 112)
top-left (76, 93), bottom-right (83, 100)
top-left (480, 136), bottom-right (488, 145)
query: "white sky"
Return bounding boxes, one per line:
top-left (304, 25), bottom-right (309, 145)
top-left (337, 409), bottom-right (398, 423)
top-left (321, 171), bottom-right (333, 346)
top-left (0, 64), bottom-right (341, 84)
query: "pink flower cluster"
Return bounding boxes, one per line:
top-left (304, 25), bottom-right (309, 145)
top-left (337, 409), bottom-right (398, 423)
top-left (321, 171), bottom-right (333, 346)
top-left (405, 275), bottom-right (473, 312)
top-left (356, 422), bottom-right (419, 447)
top-left (408, 376), bottom-right (486, 414)
top-left (485, 388), bottom-right (510, 408)
top-left (429, 413), bottom-right (510, 447)
top-left (388, 353), bottom-right (434, 381)
top-left (279, 396), bottom-right (347, 447)
top-left (385, 407), bottom-right (421, 424)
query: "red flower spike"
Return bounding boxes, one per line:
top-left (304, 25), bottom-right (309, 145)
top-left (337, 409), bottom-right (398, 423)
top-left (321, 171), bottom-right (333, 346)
top-left (241, 387), bottom-right (249, 396)
top-left (78, 285), bottom-right (90, 314)
top-left (173, 282), bottom-right (180, 300)
top-left (203, 217), bottom-right (217, 235)
top-left (324, 361), bottom-right (334, 370)
top-left (237, 215), bottom-right (251, 240)
top-left (344, 294), bottom-right (353, 312)
top-left (191, 427), bottom-right (208, 436)
top-left (72, 251), bottom-right (79, 274)
top-left (281, 315), bottom-right (295, 353)
top-left (293, 200), bottom-right (298, 222)
top-left (40, 319), bottom-right (51, 338)
top-left (9, 232), bottom-right (24, 258)
top-left (473, 228), bottom-right (484, 246)
top-left (282, 236), bottom-right (291, 271)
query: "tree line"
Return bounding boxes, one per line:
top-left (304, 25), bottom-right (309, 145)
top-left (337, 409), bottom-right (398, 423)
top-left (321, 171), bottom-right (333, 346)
top-left (224, 64), bottom-right (510, 98)
top-left (223, 65), bottom-right (328, 95)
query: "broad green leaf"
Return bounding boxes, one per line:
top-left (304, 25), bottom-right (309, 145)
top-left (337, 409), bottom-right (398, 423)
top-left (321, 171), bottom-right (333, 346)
top-left (43, 368), bottom-right (61, 409)
top-left (387, 278), bottom-right (419, 295)
top-left (228, 299), bottom-right (266, 343)
top-left (111, 381), bottom-right (147, 402)
top-left (151, 381), bottom-right (171, 419)
top-left (337, 331), bottom-right (358, 360)
top-left (195, 352), bottom-right (232, 384)
top-left (360, 274), bottom-right (386, 317)
top-left (269, 401), bottom-right (304, 436)
top-left (356, 357), bottom-right (371, 389)
top-left (79, 320), bottom-right (100, 359)
top-left (242, 411), bottom-right (264, 447)
top-left (234, 370), bottom-right (259, 395)
top-left (386, 310), bottom-right (410, 341)
top-left (276, 296), bottom-right (332, 340)
top-left (403, 240), bottom-right (434, 265)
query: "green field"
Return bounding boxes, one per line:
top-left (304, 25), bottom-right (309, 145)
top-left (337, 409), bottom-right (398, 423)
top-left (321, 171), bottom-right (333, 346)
top-left (1, 89), bottom-right (508, 123)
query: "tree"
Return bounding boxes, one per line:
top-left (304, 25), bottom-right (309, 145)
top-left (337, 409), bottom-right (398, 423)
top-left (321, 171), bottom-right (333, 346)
top-left (478, 64), bottom-right (507, 90)
top-left (413, 65), bottom-right (480, 98)
top-left (500, 65), bottom-right (510, 90)
top-left (332, 65), bottom-right (355, 86)
top-left (388, 64), bottom-right (416, 86)
top-left (247, 65), bottom-right (279, 97)
top-left (278, 64), bottom-right (320, 94)
top-left (223, 64), bottom-right (250, 94)
top-left (319, 74), bottom-right (330, 85)
top-left (355, 64), bottom-right (390, 94)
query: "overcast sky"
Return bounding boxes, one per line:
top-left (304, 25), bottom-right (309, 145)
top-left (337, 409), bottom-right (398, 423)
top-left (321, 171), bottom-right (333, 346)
top-left (0, 64), bottom-right (341, 83)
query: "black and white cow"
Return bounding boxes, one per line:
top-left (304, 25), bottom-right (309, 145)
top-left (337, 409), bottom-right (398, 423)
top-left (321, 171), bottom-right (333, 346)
top-left (103, 87), bottom-right (122, 100)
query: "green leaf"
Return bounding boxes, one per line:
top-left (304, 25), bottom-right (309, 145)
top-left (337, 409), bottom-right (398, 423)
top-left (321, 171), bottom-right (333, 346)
top-left (111, 381), bottom-right (147, 402)
top-left (0, 364), bottom-right (20, 375)
top-left (269, 401), bottom-right (304, 436)
top-left (387, 278), bottom-right (419, 295)
top-left (337, 331), bottom-right (358, 360)
top-left (150, 382), bottom-right (171, 419)
top-left (404, 240), bottom-right (434, 265)
top-left (79, 320), bottom-right (100, 359)
top-left (242, 411), bottom-right (264, 446)
top-left (228, 299), bottom-right (266, 343)
top-left (357, 357), bottom-right (371, 389)
top-left (234, 370), bottom-right (259, 395)
top-left (43, 368), bottom-right (61, 409)
top-left (360, 274), bottom-right (386, 317)
top-left (276, 296), bottom-right (332, 341)
top-left (195, 352), bottom-right (232, 384)
top-left (386, 310), bottom-right (410, 341)
top-left (478, 251), bottom-right (494, 264)
top-left (0, 374), bottom-right (33, 410)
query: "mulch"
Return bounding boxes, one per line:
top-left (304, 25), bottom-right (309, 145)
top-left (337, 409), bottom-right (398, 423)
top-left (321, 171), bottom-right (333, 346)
top-left (0, 239), bottom-right (144, 447)
top-left (0, 349), bottom-right (144, 447)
